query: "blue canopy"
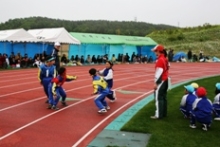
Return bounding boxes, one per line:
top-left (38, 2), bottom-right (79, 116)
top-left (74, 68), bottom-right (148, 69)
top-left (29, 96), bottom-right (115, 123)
top-left (173, 52), bottom-right (187, 61)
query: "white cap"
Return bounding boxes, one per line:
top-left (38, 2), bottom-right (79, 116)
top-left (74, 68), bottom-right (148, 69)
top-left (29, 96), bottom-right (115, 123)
top-left (54, 42), bottom-right (61, 46)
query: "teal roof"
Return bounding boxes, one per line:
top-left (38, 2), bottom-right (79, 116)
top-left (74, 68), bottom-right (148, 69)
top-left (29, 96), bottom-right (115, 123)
top-left (69, 32), bottom-right (157, 46)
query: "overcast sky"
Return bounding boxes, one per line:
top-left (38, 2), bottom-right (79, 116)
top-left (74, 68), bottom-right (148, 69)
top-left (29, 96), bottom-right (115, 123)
top-left (0, 0), bottom-right (219, 27)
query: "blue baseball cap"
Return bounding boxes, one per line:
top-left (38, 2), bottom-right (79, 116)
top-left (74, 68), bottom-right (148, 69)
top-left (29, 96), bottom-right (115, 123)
top-left (216, 83), bottom-right (220, 90)
top-left (184, 85), bottom-right (195, 93)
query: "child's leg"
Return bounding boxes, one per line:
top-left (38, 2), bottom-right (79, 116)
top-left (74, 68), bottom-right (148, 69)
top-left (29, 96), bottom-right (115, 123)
top-left (106, 90), bottom-right (117, 102)
top-left (189, 113), bottom-right (197, 128)
top-left (52, 88), bottom-right (61, 110)
top-left (180, 107), bottom-right (190, 118)
top-left (213, 104), bottom-right (220, 119)
top-left (47, 84), bottom-right (54, 109)
top-left (59, 87), bottom-right (67, 106)
top-left (94, 94), bottom-right (107, 112)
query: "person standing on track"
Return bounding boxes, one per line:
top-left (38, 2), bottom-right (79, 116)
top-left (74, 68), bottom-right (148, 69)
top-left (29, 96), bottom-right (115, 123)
top-left (48, 67), bottom-right (77, 110)
top-left (98, 61), bottom-right (117, 102)
top-left (38, 56), bottom-right (56, 103)
top-left (151, 45), bottom-right (169, 119)
top-left (51, 42), bottom-right (61, 72)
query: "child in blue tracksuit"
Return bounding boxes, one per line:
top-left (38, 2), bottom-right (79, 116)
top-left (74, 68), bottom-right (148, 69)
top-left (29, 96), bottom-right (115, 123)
top-left (180, 85), bottom-right (197, 118)
top-left (89, 68), bottom-right (113, 114)
top-left (98, 61), bottom-right (116, 102)
top-left (213, 83), bottom-right (220, 121)
top-left (38, 56), bottom-right (56, 103)
top-left (190, 87), bottom-right (213, 131)
top-left (48, 67), bottom-right (77, 110)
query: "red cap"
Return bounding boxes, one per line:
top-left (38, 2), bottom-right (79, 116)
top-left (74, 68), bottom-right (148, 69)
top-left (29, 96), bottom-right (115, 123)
top-left (196, 87), bottom-right (207, 97)
top-left (151, 45), bottom-right (164, 52)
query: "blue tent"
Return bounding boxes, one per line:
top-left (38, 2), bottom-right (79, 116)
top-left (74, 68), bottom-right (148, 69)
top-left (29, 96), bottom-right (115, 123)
top-left (173, 52), bottom-right (187, 61)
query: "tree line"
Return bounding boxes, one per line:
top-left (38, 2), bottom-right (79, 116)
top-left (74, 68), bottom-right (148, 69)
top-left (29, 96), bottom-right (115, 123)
top-left (0, 16), bottom-right (175, 36)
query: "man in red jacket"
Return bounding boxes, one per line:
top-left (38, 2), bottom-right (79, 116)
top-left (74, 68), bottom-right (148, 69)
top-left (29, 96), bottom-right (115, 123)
top-left (151, 45), bottom-right (169, 119)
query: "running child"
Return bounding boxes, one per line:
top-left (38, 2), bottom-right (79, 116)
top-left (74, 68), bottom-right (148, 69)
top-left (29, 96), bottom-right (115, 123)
top-left (38, 56), bottom-right (56, 103)
top-left (98, 61), bottom-right (116, 102)
top-left (179, 85), bottom-right (197, 118)
top-left (213, 83), bottom-right (220, 121)
top-left (89, 68), bottom-right (113, 113)
top-left (189, 87), bottom-right (213, 131)
top-left (48, 67), bottom-right (77, 110)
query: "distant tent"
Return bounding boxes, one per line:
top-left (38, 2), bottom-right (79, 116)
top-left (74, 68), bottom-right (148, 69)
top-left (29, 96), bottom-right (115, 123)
top-left (0, 28), bottom-right (38, 56)
top-left (69, 32), bottom-right (157, 60)
top-left (28, 27), bottom-right (80, 44)
top-left (0, 28), bottom-right (38, 42)
top-left (28, 27), bottom-right (80, 57)
top-left (173, 52), bottom-right (187, 61)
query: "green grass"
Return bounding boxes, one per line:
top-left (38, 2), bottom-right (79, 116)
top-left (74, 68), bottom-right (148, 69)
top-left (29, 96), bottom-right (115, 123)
top-left (147, 26), bottom-right (220, 58)
top-left (121, 76), bottom-right (220, 147)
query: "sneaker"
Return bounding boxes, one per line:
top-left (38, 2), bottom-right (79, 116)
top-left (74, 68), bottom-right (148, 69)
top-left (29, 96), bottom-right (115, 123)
top-left (47, 104), bottom-right (52, 109)
top-left (150, 116), bottom-right (159, 119)
top-left (98, 109), bottom-right (107, 114)
top-left (62, 101), bottom-right (68, 106)
top-left (105, 106), bottom-right (110, 110)
top-left (52, 105), bottom-right (59, 110)
top-left (214, 117), bottom-right (220, 121)
top-left (202, 124), bottom-right (208, 131)
top-left (189, 124), bottom-right (196, 129)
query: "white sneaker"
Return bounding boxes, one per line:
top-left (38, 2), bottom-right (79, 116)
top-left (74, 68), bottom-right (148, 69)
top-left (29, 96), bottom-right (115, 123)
top-left (214, 117), bottom-right (220, 121)
top-left (105, 106), bottom-right (110, 110)
top-left (202, 124), bottom-right (208, 131)
top-left (98, 109), bottom-right (107, 114)
top-left (189, 124), bottom-right (196, 129)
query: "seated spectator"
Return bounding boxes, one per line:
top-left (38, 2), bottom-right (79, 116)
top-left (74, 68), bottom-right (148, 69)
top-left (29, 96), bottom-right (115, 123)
top-left (111, 54), bottom-right (116, 63)
top-left (61, 54), bottom-right (68, 65)
top-left (180, 85), bottom-right (197, 118)
top-left (213, 83), bottom-right (220, 121)
top-left (189, 87), bottom-right (213, 131)
top-left (33, 56), bottom-right (42, 68)
top-left (86, 55), bottom-right (92, 64)
top-left (92, 55), bottom-right (97, 64)
top-left (191, 83), bottom-right (199, 97)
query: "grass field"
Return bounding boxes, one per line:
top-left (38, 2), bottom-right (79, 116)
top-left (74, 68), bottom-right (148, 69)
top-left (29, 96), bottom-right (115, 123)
top-left (121, 76), bottom-right (220, 147)
top-left (147, 26), bottom-right (220, 58)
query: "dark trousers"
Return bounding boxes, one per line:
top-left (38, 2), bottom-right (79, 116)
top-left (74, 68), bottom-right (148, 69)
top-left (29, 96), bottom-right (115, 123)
top-left (154, 80), bottom-right (168, 118)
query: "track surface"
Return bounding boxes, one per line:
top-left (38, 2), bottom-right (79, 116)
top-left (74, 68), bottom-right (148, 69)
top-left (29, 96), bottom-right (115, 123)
top-left (0, 63), bottom-right (219, 147)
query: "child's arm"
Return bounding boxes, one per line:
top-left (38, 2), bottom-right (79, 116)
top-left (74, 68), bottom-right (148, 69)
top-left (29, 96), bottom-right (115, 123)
top-left (213, 94), bottom-right (220, 104)
top-left (180, 95), bottom-right (187, 107)
top-left (103, 69), bottom-right (113, 80)
top-left (98, 69), bottom-right (105, 76)
top-left (65, 75), bottom-right (77, 81)
top-left (192, 98), bottom-right (200, 110)
top-left (38, 68), bottom-right (43, 84)
top-left (51, 78), bottom-right (60, 96)
top-left (92, 81), bottom-right (99, 95)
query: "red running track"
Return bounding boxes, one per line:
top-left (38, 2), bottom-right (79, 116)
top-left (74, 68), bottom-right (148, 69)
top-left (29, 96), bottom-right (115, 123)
top-left (0, 63), bottom-right (219, 147)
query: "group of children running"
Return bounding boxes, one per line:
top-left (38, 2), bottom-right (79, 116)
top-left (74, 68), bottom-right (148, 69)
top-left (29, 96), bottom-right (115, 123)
top-left (180, 82), bottom-right (220, 131)
top-left (38, 56), bottom-right (116, 113)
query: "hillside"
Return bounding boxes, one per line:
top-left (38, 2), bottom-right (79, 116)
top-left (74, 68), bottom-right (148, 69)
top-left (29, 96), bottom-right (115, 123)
top-left (0, 17), bottom-right (175, 36)
top-left (147, 24), bottom-right (220, 57)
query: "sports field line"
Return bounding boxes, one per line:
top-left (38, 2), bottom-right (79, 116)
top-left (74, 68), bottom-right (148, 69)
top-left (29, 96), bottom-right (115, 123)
top-left (0, 77), bottom-right (155, 141)
top-left (0, 66), bottom-right (148, 83)
top-left (0, 74), bottom-right (152, 112)
top-left (72, 73), bottom-right (219, 146)
top-left (0, 70), bottom-right (143, 89)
